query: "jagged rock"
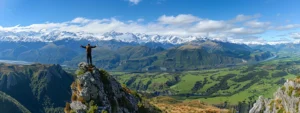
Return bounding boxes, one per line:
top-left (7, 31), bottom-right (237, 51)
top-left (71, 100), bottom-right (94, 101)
top-left (249, 79), bottom-right (300, 113)
top-left (78, 62), bottom-right (89, 72)
top-left (70, 101), bottom-right (87, 112)
top-left (66, 62), bottom-right (161, 113)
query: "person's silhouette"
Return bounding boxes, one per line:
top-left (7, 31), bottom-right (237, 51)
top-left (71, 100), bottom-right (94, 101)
top-left (81, 44), bottom-right (97, 66)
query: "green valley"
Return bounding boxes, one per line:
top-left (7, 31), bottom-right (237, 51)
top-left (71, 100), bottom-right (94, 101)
top-left (112, 56), bottom-right (300, 107)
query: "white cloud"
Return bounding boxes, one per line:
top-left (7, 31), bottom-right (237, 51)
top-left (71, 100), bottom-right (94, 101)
top-left (128, 0), bottom-right (141, 5)
top-left (1, 14), bottom-right (300, 43)
top-left (232, 14), bottom-right (261, 22)
top-left (229, 36), bottom-right (266, 44)
top-left (244, 20), bottom-right (271, 28)
top-left (137, 18), bottom-right (144, 22)
top-left (290, 32), bottom-right (300, 39)
top-left (275, 24), bottom-right (300, 30)
top-left (191, 20), bottom-right (229, 32)
top-left (228, 27), bottom-right (265, 35)
top-left (71, 17), bottom-right (90, 24)
top-left (158, 14), bottom-right (200, 25)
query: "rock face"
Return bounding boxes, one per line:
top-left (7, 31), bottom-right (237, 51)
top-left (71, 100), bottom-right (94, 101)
top-left (65, 62), bottom-right (161, 113)
top-left (249, 78), bottom-right (300, 113)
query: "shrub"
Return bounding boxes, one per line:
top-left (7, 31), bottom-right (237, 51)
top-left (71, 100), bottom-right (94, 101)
top-left (121, 84), bottom-right (140, 99)
top-left (288, 86), bottom-right (294, 96)
top-left (281, 86), bottom-right (286, 92)
top-left (294, 89), bottom-right (300, 97)
top-left (101, 110), bottom-right (108, 113)
top-left (137, 101), bottom-right (143, 108)
top-left (87, 105), bottom-right (97, 113)
top-left (269, 100), bottom-right (274, 111)
top-left (277, 108), bottom-right (285, 113)
top-left (75, 69), bottom-right (85, 76)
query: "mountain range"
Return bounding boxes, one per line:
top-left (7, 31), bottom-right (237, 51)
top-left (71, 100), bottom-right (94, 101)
top-left (0, 30), bottom-right (279, 71)
top-left (0, 30), bottom-right (202, 44)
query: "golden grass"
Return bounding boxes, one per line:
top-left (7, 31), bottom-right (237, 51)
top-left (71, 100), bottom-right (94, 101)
top-left (150, 97), bottom-right (229, 113)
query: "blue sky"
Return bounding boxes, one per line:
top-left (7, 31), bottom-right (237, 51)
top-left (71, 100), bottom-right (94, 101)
top-left (1, 0), bottom-right (300, 44)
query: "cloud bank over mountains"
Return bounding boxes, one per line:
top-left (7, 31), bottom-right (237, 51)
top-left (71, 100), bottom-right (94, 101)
top-left (0, 14), bottom-right (300, 44)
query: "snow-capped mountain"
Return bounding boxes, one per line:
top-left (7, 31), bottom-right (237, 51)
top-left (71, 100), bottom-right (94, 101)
top-left (0, 30), bottom-right (209, 44)
top-left (0, 30), bottom-right (294, 45)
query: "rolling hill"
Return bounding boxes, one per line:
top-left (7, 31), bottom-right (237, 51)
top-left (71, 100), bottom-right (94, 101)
top-left (113, 56), bottom-right (300, 112)
top-left (0, 63), bottom-right (74, 113)
top-left (65, 40), bottom-right (273, 71)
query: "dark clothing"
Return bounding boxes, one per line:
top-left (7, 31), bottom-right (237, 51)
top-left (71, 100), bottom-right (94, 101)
top-left (87, 53), bottom-right (92, 65)
top-left (81, 45), bottom-right (96, 65)
top-left (81, 45), bottom-right (96, 54)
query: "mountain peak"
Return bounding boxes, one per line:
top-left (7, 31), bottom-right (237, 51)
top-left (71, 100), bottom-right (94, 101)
top-left (65, 62), bottom-right (161, 113)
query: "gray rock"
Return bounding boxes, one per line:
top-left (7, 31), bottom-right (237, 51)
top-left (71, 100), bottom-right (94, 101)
top-left (70, 101), bottom-right (87, 111)
top-left (249, 79), bottom-right (300, 113)
top-left (69, 63), bottom-right (145, 113)
top-left (78, 62), bottom-right (89, 72)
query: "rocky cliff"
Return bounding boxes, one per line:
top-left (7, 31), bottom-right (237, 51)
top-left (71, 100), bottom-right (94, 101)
top-left (250, 77), bottom-right (300, 113)
top-left (64, 62), bottom-right (161, 113)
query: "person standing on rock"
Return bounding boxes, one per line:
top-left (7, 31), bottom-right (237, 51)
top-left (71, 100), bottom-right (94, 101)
top-left (81, 44), bottom-right (97, 66)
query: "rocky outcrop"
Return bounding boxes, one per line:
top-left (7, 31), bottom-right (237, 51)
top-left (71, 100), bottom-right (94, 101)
top-left (249, 78), bottom-right (300, 113)
top-left (65, 62), bottom-right (161, 113)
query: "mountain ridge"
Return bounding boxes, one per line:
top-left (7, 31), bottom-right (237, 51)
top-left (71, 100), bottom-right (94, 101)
top-left (0, 63), bottom-right (74, 113)
top-left (0, 30), bottom-right (286, 45)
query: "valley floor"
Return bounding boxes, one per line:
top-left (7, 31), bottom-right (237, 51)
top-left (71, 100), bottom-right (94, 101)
top-left (112, 56), bottom-right (300, 107)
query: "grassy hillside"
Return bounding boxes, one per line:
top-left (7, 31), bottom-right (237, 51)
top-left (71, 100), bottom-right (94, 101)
top-left (0, 91), bottom-right (30, 113)
top-left (66, 41), bottom-right (273, 71)
top-left (149, 96), bottom-right (229, 113)
top-left (0, 63), bottom-right (74, 113)
top-left (113, 56), bottom-right (300, 106)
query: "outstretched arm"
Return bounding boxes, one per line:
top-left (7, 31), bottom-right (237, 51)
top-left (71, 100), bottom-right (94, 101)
top-left (91, 46), bottom-right (97, 48)
top-left (81, 45), bottom-right (86, 48)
